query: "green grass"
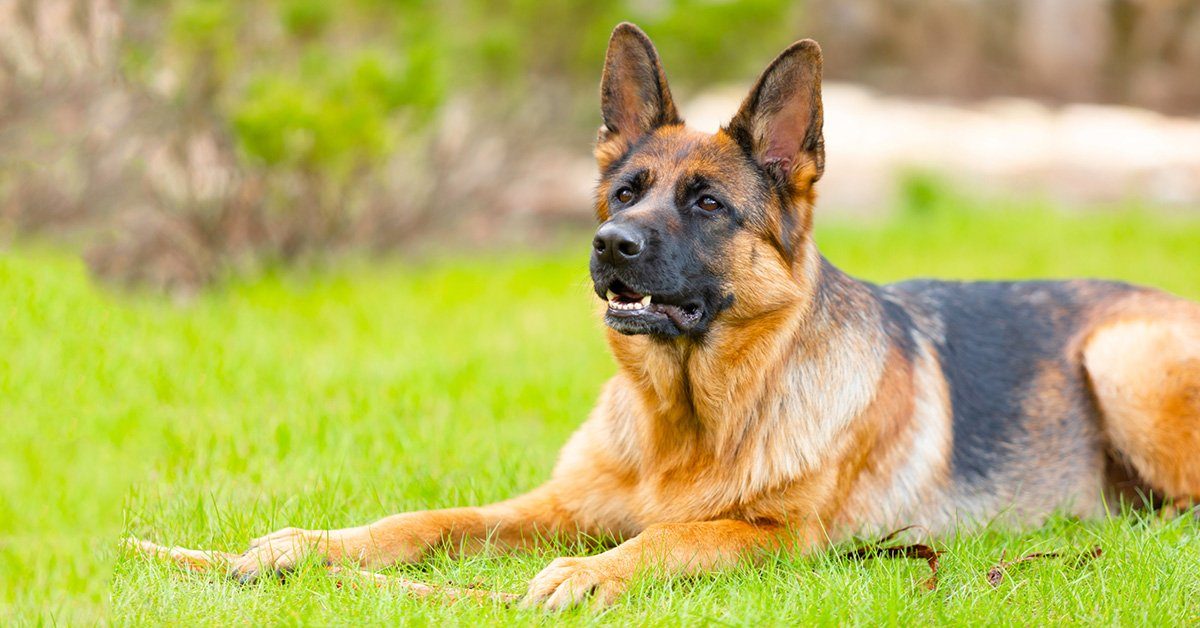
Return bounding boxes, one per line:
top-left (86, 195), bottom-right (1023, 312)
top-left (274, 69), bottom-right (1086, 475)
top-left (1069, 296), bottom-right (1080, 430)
top-left (4, 202), bottom-right (1200, 624)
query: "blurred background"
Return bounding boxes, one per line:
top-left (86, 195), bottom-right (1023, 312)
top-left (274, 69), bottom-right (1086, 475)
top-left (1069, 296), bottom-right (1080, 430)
top-left (4, 1), bottom-right (1200, 622)
top-left (3, 0), bottom-right (1200, 293)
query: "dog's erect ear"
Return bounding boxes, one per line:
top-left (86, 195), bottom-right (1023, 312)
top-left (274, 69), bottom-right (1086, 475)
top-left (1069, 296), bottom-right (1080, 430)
top-left (596, 23), bottom-right (681, 167)
top-left (725, 40), bottom-right (824, 187)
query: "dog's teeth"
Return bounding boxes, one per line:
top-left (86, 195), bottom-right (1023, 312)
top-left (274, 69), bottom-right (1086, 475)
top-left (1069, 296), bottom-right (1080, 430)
top-left (606, 290), bottom-right (652, 311)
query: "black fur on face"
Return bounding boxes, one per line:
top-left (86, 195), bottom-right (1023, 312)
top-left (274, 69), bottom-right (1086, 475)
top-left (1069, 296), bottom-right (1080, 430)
top-left (590, 133), bottom-right (762, 339)
top-left (589, 216), bottom-right (732, 340)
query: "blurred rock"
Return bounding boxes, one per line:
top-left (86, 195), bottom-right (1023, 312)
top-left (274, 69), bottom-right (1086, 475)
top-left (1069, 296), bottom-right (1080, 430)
top-left (685, 83), bottom-right (1200, 216)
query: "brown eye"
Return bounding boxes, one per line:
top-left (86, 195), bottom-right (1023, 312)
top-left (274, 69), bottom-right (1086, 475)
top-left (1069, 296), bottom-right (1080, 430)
top-left (615, 187), bottom-right (635, 204)
top-left (696, 195), bottom-right (722, 212)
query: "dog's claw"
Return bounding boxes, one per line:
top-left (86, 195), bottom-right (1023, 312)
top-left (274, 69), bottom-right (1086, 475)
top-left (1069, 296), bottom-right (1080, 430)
top-left (522, 556), bottom-right (629, 611)
top-left (225, 527), bottom-right (319, 581)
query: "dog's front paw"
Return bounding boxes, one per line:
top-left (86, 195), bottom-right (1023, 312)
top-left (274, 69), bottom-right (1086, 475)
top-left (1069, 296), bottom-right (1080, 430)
top-left (520, 555), bottom-right (630, 611)
top-left (228, 527), bottom-right (333, 582)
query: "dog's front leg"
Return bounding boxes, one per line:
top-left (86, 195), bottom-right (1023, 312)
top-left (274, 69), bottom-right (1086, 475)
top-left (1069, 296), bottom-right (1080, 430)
top-left (229, 484), bottom-right (573, 579)
top-left (521, 519), bottom-right (802, 611)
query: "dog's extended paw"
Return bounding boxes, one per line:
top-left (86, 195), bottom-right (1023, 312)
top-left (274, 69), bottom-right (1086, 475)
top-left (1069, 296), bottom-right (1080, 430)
top-left (520, 555), bottom-right (630, 611)
top-left (228, 527), bottom-right (329, 582)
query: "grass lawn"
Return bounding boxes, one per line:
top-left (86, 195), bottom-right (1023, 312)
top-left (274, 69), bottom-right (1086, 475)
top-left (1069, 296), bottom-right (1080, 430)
top-left (4, 200), bottom-right (1200, 624)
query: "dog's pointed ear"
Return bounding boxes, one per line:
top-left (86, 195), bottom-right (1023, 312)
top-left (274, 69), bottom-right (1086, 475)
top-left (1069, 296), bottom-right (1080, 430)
top-left (596, 23), bottom-right (681, 168)
top-left (725, 39), bottom-right (824, 187)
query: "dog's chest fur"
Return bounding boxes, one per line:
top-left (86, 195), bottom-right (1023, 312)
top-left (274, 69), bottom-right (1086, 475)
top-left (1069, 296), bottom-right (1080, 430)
top-left (551, 267), bottom-right (912, 536)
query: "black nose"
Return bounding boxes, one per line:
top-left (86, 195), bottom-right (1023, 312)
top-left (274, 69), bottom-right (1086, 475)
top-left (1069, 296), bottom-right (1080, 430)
top-left (592, 222), bottom-right (645, 266)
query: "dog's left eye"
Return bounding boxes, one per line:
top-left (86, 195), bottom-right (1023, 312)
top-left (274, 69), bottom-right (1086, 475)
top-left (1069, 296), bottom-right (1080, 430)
top-left (695, 196), bottom-right (722, 212)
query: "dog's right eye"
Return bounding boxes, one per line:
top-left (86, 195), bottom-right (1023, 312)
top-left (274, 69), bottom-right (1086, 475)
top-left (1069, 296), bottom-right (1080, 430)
top-left (615, 187), bottom-right (635, 204)
top-left (695, 195), bottom-right (723, 213)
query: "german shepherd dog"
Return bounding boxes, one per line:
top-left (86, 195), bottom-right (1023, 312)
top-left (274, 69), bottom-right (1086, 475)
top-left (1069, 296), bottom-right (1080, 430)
top-left (213, 24), bottom-right (1200, 609)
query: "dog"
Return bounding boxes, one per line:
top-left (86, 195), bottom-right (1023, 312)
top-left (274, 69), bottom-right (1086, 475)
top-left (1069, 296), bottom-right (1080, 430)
top-left (215, 23), bottom-right (1200, 610)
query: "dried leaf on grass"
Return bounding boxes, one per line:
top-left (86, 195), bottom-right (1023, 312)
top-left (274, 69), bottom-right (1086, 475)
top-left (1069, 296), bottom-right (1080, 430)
top-left (122, 537), bottom-right (520, 603)
top-left (840, 526), bottom-right (941, 591)
top-left (985, 546), bottom-right (1102, 587)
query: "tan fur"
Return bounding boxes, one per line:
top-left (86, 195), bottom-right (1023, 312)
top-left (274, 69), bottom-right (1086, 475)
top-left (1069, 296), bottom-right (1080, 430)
top-left (1084, 310), bottom-right (1200, 500)
top-left (835, 339), bottom-right (955, 534)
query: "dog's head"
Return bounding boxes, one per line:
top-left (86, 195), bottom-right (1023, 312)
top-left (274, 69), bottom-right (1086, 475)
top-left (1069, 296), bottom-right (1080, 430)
top-left (590, 23), bottom-right (824, 340)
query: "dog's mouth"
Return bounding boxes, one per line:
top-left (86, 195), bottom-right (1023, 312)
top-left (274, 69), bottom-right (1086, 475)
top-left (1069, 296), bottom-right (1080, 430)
top-left (603, 279), bottom-right (704, 335)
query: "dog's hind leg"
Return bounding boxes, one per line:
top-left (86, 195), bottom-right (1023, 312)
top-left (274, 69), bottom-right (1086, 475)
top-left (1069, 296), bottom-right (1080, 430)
top-left (1084, 313), bottom-right (1200, 504)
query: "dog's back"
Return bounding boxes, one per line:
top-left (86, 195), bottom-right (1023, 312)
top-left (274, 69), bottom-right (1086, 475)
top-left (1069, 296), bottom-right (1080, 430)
top-left (866, 277), bottom-right (1199, 529)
